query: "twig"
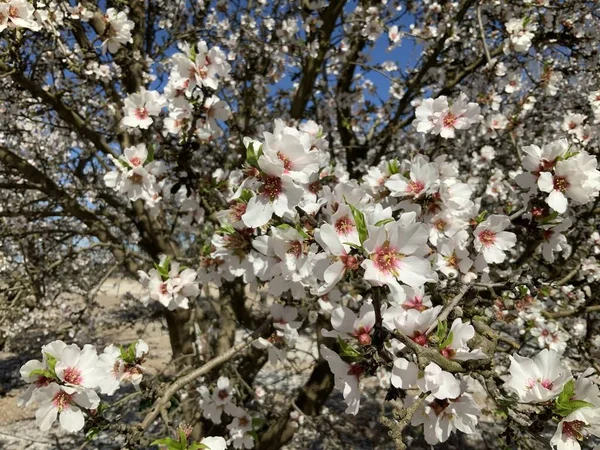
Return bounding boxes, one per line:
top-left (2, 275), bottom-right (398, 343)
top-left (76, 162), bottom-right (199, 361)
top-left (138, 320), bottom-right (269, 432)
top-left (476, 4), bottom-right (492, 65)
top-left (426, 284), bottom-right (472, 335)
top-left (380, 392), bottom-right (428, 450)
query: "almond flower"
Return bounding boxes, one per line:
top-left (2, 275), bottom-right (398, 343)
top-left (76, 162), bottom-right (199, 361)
top-left (503, 349), bottom-right (572, 403)
top-left (473, 215), bottom-right (516, 264)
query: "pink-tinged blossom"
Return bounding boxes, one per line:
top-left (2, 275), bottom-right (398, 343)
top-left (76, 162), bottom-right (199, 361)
top-left (413, 93), bottom-right (482, 139)
top-left (537, 152), bottom-right (600, 214)
top-left (473, 215), bottom-right (516, 264)
top-left (34, 383), bottom-right (100, 433)
top-left (503, 349), bottom-right (572, 403)
top-left (362, 214), bottom-right (436, 297)
top-left (101, 8), bottom-right (134, 54)
top-left (320, 346), bottom-right (362, 415)
top-left (322, 303), bottom-right (376, 346)
top-left (122, 88), bottom-right (166, 129)
top-left (439, 319), bottom-right (487, 361)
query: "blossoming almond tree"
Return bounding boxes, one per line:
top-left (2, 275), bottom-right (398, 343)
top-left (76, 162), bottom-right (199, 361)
top-left (2, 1), bottom-right (600, 450)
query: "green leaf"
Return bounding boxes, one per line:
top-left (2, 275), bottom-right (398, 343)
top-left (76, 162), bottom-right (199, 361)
top-left (347, 203), bottom-right (368, 244)
top-left (86, 427), bottom-right (100, 441)
top-left (435, 319), bottom-right (448, 344)
top-left (151, 437), bottom-right (184, 450)
top-left (387, 159), bottom-right (400, 175)
top-left (252, 417), bottom-right (266, 429)
top-left (178, 428), bottom-right (188, 446)
top-left (245, 142), bottom-right (263, 168)
top-left (296, 224), bottom-right (309, 239)
top-left (45, 354), bottom-right (58, 375)
top-left (475, 211), bottom-right (488, 224)
top-left (554, 380), bottom-right (594, 417)
top-left (28, 368), bottom-right (55, 379)
top-left (439, 331), bottom-right (454, 350)
top-left (220, 224), bottom-right (237, 235)
top-left (187, 443), bottom-right (208, 450)
top-left (374, 218), bottom-right (394, 227)
top-left (190, 45), bottom-right (197, 63)
top-left (343, 242), bottom-right (363, 251)
top-left (337, 337), bottom-right (362, 361)
top-left (239, 189), bottom-right (253, 203)
top-left (147, 144), bottom-right (155, 163)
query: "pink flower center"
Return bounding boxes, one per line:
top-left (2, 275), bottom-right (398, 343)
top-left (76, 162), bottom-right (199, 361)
top-left (217, 389), bottom-right (229, 400)
top-left (407, 180), bottom-right (425, 194)
top-left (334, 216), bottom-right (355, 236)
top-left (429, 398), bottom-right (450, 416)
top-left (277, 151), bottom-right (293, 171)
top-left (347, 363), bottom-right (364, 378)
top-left (403, 296), bottom-right (426, 312)
top-left (287, 240), bottom-right (303, 258)
top-left (159, 283), bottom-right (168, 296)
top-left (230, 202), bottom-right (247, 222)
top-left (478, 229), bottom-right (497, 247)
top-left (8, 6), bottom-right (18, 18)
top-left (562, 420), bottom-right (585, 440)
top-left (135, 108), bottom-right (149, 120)
top-left (440, 347), bottom-right (456, 359)
top-left (553, 176), bottom-right (570, 192)
top-left (341, 254), bottom-right (359, 271)
top-left (373, 244), bottom-right (400, 274)
top-left (412, 333), bottom-right (428, 346)
top-left (63, 367), bottom-right (83, 385)
top-left (262, 176), bottom-right (283, 200)
top-left (442, 112), bottom-right (457, 128)
top-left (52, 390), bottom-right (73, 411)
top-left (540, 378), bottom-right (554, 390)
top-left (129, 156), bottom-right (142, 167)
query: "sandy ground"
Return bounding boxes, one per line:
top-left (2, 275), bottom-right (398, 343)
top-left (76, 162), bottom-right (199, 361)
top-left (0, 278), bottom-right (506, 450)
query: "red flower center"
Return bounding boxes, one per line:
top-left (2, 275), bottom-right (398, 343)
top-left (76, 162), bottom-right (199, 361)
top-left (373, 244), bottom-right (400, 274)
top-left (135, 108), bottom-right (149, 120)
top-left (442, 113), bottom-right (457, 128)
top-left (277, 151), bottom-right (293, 171)
top-left (407, 180), bottom-right (425, 194)
top-left (262, 176), bottom-right (283, 200)
top-left (52, 391), bottom-right (73, 411)
top-left (63, 367), bottom-right (83, 385)
top-left (478, 229), bottom-right (497, 247)
top-left (334, 216), bottom-right (355, 236)
top-left (553, 176), bottom-right (570, 192)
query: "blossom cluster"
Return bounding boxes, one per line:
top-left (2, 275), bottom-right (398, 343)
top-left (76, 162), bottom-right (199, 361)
top-left (18, 339), bottom-right (148, 433)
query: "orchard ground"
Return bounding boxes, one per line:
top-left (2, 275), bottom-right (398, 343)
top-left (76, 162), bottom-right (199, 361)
top-left (1, 278), bottom-right (505, 449)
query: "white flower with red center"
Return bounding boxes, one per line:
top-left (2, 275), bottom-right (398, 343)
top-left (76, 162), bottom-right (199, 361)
top-left (505, 17), bottom-right (536, 53)
top-left (270, 303), bottom-right (302, 331)
top-left (383, 306), bottom-right (442, 347)
top-left (516, 140), bottom-right (569, 190)
top-left (330, 204), bottom-right (360, 250)
top-left (413, 96), bottom-right (450, 134)
top-left (504, 74), bottom-right (522, 94)
top-left (322, 303), bottom-right (376, 346)
top-left (411, 387), bottom-right (481, 445)
top-left (170, 41), bottom-right (229, 91)
top-left (541, 218), bottom-right (572, 263)
top-left (204, 95), bottom-right (231, 130)
top-left (102, 8), bottom-right (134, 54)
top-left (260, 119), bottom-right (322, 184)
top-left (0, 0), bottom-right (40, 32)
top-left (538, 152), bottom-right (600, 214)
top-left (241, 158), bottom-right (304, 228)
top-left (551, 370), bottom-right (600, 450)
top-left (390, 285), bottom-right (432, 312)
top-left (438, 319), bottom-right (487, 361)
top-left (55, 344), bottom-right (103, 390)
top-left (18, 340), bottom-right (68, 408)
top-left (388, 25), bottom-right (401, 44)
top-left (320, 345), bottom-right (363, 414)
top-left (428, 211), bottom-right (468, 247)
top-left (530, 321), bottom-right (569, 354)
top-left (434, 230), bottom-right (474, 280)
top-left (419, 93), bottom-right (482, 139)
top-left (362, 214), bottom-right (436, 297)
top-left (122, 88), bottom-right (166, 129)
top-left (199, 377), bottom-right (239, 425)
top-left (34, 382), bottom-right (100, 432)
top-left (416, 363), bottom-right (461, 400)
top-left (473, 215), bottom-right (516, 264)
top-left (562, 113), bottom-right (587, 135)
top-left (313, 223), bottom-right (360, 295)
top-left (503, 349), bottom-right (572, 403)
top-left (385, 157), bottom-right (439, 198)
